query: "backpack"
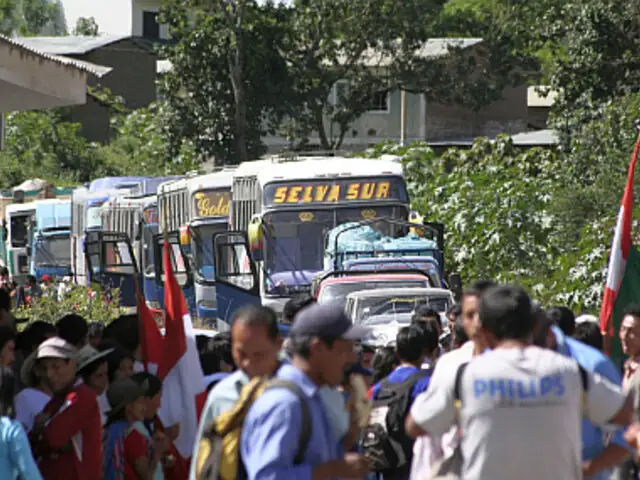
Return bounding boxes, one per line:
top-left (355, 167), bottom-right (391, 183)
top-left (194, 376), bottom-right (312, 480)
top-left (360, 369), bottom-right (432, 474)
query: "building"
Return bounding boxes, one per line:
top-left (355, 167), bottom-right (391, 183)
top-left (56, 0), bottom-right (168, 40)
top-left (18, 35), bottom-right (157, 143)
top-left (263, 38), bottom-right (535, 152)
top-left (528, 86), bottom-right (557, 129)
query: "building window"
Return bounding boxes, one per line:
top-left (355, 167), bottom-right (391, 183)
top-left (142, 11), bottom-right (160, 39)
top-left (366, 90), bottom-right (390, 113)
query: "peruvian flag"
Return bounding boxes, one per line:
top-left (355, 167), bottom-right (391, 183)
top-left (157, 239), bottom-right (207, 465)
top-left (600, 130), bottom-right (640, 357)
top-left (136, 291), bottom-right (164, 375)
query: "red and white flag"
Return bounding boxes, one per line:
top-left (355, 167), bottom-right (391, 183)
top-left (600, 131), bottom-right (640, 339)
top-left (157, 240), bottom-right (207, 462)
top-left (136, 291), bottom-right (164, 375)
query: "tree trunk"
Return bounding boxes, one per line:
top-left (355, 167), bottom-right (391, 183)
top-left (230, 65), bottom-right (249, 163)
top-left (314, 105), bottom-right (332, 150)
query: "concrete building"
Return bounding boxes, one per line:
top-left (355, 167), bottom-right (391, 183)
top-left (56, 0), bottom-right (168, 40)
top-left (18, 35), bottom-right (157, 143)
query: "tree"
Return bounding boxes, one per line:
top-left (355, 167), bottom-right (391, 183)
top-left (16, 0), bottom-right (59, 35)
top-left (73, 16), bottom-right (98, 36)
top-left (0, 109), bottom-right (103, 188)
top-left (159, 0), bottom-right (291, 164)
top-left (99, 102), bottom-right (198, 176)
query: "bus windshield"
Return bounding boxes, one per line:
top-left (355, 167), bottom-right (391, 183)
top-left (262, 206), bottom-right (407, 289)
top-left (34, 235), bottom-right (71, 268)
top-left (10, 214), bottom-right (30, 247)
top-left (192, 222), bottom-right (228, 281)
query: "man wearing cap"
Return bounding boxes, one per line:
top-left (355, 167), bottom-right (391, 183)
top-left (240, 303), bottom-right (371, 480)
top-left (30, 337), bottom-right (102, 480)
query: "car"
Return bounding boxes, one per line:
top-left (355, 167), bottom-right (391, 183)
top-left (344, 287), bottom-right (455, 346)
top-left (315, 273), bottom-right (432, 310)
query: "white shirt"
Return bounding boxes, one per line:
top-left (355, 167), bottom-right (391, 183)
top-left (410, 341), bottom-right (474, 480)
top-left (15, 388), bottom-right (51, 432)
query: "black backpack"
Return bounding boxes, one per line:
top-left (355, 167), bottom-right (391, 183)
top-left (360, 369), bottom-right (432, 475)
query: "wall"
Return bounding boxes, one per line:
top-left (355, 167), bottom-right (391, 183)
top-left (424, 85), bottom-right (528, 141)
top-left (68, 39), bottom-right (157, 142)
top-left (57, 0), bottom-right (132, 35)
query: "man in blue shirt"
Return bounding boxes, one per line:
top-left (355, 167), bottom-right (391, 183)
top-left (539, 313), bottom-right (632, 480)
top-left (189, 305), bottom-right (283, 480)
top-left (241, 303), bottom-right (372, 480)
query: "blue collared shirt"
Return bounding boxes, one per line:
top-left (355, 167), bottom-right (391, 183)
top-left (552, 326), bottom-right (631, 480)
top-left (241, 363), bottom-right (343, 480)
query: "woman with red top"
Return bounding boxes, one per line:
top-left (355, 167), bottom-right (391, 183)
top-left (103, 377), bottom-right (169, 480)
top-left (30, 337), bottom-right (103, 480)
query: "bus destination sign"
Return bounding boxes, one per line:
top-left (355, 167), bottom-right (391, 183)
top-left (264, 178), bottom-right (407, 207)
top-left (193, 190), bottom-right (231, 218)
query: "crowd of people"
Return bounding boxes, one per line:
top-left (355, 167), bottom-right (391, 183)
top-left (1, 266), bottom-right (640, 479)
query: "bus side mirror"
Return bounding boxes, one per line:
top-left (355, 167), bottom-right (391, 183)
top-left (248, 215), bottom-right (264, 262)
top-left (449, 272), bottom-right (462, 301)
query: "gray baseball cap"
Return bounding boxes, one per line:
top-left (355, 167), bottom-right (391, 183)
top-left (290, 303), bottom-right (370, 340)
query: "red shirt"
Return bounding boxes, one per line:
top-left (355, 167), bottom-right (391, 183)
top-left (31, 383), bottom-right (102, 480)
top-left (124, 428), bottom-right (150, 479)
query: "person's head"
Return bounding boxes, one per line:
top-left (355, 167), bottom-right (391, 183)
top-left (199, 351), bottom-right (222, 375)
top-left (36, 337), bottom-right (78, 393)
top-left (283, 295), bottom-right (316, 324)
top-left (371, 345), bottom-right (397, 384)
top-left (288, 303), bottom-right (368, 386)
top-left (40, 274), bottom-right (52, 286)
top-left (0, 326), bottom-right (16, 367)
top-left (87, 322), bottom-right (104, 349)
top-left (397, 323), bottom-right (439, 366)
top-left (447, 303), bottom-right (462, 329)
top-left (479, 284), bottom-right (534, 345)
top-left (461, 280), bottom-right (497, 342)
top-left (211, 332), bottom-right (235, 372)
top-left (76, 345), bottom-right (112, 395)
top-left (16, 321), bottom-right (56, 357)
top-left (360, 343), bottom-right (375, 370)
top-left (412, 306), bottom-right (442, 337)
top-left (106, 377), bottom-right (147, 424)
top-left (0, 289), bottom-right (12, 327)
top-left (103, 315), bottom-right (140, 359)
top-left (26, 275), bottom-right (36, 287)
top-left (0, 267), bottom-right (8, 287)
top-left (196, 335), bottom-right (212, 354)
top-left (131, 372), bottom-right (162, 420)
top-left (57, 314), bottom-right (88, 349)
top-left (231, 305), bottom-right (281, 378)
top-left (452, 318), bottom-right (468, 349)
top-left (573, 321), bottom-right (603, 351)
top-left (0, 367), bottom-right (17, 418)
top-left (100, 341), bottom-right (134, 383)
top-left (546, 306), bottom-right (576, 337)
top-left (620, 304), bottom-right (640, 357)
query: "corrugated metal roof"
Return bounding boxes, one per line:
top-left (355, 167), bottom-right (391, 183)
top-left (17, 34), bottom-right (130, 55)
top-left (428, 129), bottom-right (559, 147)
top-left (337, 38), bottom-right (484, 68)
top-left (0, 35), bottom-right (112, 77)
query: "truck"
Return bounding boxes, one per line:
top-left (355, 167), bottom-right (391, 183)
top-left (30, 199), bottom-right (72, 281)
top-left (210, 154), bottom-right (412, 325)
top-left (157, 169), bottom-right (234, 325)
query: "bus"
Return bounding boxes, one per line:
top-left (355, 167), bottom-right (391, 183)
top-left (158, 169), bottom-right (233, 325)
top-left (212, 154), bottom-right (410, 323)
top-left (30, 199), bottom-right (72, 281)
top-left (100, 194), bottom-right (164, 316)
top-left (3, 203), bottom-right (36, 282)
top-left (71, 177), bottom-right (161, 307)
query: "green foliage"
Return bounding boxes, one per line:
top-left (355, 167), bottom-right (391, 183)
top-left (159, 0), bottom-right (291, 164)
top-left (16, 0), bottom-right (59, 35)
top-left (15, 283), bottom-right (122, 325)
top-left (0, 110), bottom-right (103, 188)
top-left (73, 16), bottom-right (98, 36)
